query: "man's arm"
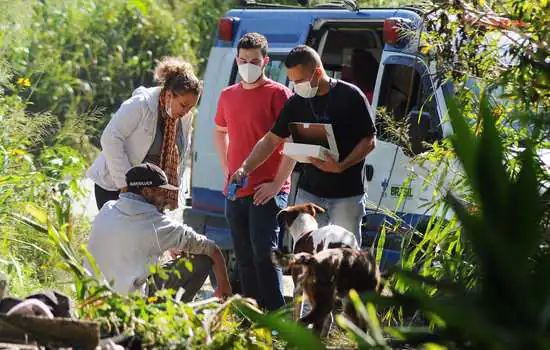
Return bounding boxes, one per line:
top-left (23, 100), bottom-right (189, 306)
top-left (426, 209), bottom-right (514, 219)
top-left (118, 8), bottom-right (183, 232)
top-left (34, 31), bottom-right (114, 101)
top-left (208, 245), bottom-right (232, 298)
top-left (155, 218), bottom-right (232, 298)
top-left (310, 135), bottom-right (376, 173)
top-left (311, 88), bottom-right (377, 173)
top-left (340, 135), bottom-right (376, 170)
top-left (213, 125), bottom-right (229, 178)
top-left (253, 152), bottom-right (296, 206)
top-left (274, 154), bottom-right (297, 186)
top-left (229, 131), bottom-right (284, 184)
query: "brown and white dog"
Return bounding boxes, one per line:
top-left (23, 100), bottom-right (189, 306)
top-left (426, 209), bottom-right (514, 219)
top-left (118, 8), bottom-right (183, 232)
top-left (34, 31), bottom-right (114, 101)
top-left (273, 248), bottom-right (381, 335)
top-left (276, 203), bottom-right (360, 335)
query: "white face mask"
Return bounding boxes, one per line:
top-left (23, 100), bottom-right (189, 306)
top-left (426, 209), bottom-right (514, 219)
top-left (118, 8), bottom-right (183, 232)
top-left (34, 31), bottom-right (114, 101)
top-left (293, 72), bottom-right (319, 98)
top-left (238, 63), bottom-right (262, 84)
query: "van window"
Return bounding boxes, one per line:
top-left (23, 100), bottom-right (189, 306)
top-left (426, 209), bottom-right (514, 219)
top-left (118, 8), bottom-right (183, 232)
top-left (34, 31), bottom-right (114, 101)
top-left (312, 25), bottom-right (384, 103)
top-left (377, 56), bottom-right (443, 154)
top-left (230, 56), bottom-right (289, 86)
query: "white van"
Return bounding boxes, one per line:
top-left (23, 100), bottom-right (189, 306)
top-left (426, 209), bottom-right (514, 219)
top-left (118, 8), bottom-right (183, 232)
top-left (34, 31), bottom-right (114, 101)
top-left (184, 4), bottom-right (459, 284)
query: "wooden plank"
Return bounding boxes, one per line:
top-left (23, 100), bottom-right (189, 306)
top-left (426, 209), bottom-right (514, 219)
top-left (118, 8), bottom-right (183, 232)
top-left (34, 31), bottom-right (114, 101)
top-left (0, 343), bottom-right (40, 350)
top-left (0, 314), bottom-right (99, 350)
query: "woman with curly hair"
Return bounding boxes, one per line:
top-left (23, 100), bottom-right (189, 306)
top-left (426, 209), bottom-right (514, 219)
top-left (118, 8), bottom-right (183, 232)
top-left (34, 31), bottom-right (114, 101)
top-left (88, 57), bottom-right (202, 210)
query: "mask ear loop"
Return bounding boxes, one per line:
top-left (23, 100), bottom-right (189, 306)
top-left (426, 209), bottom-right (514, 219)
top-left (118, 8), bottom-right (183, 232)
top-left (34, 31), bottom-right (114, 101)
top-left (310, 67), bottom-right (320, 87)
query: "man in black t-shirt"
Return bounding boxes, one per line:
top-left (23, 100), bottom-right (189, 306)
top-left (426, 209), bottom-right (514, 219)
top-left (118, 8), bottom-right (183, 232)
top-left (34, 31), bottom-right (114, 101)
top-left (229, 45), bottom-right (376, 246)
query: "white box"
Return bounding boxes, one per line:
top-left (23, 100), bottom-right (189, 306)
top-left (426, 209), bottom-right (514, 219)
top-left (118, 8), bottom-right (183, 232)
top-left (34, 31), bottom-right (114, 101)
top-left (282, 123), bottom-right (339, 163)
top-left (283, 143), bottom-right (337, 163)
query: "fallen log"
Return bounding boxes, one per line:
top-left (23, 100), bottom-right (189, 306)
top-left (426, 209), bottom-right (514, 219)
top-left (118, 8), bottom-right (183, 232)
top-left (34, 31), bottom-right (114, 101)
top-left (0, 314), bottom-right (99, 350)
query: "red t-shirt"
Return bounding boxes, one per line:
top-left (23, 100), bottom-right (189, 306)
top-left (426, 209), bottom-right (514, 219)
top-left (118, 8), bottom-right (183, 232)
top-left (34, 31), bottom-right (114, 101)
top-left (215, 79), bottom-right (292, 198)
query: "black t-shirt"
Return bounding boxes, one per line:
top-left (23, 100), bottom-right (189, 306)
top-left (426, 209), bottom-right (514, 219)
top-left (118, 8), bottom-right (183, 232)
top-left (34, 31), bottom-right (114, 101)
top-left (271, 79), bottom-right (376, 198)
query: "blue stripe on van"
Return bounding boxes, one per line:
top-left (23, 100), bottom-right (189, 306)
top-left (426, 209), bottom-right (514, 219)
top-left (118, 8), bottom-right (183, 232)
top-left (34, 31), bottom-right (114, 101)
top-left (364, 210), bottom-right (428, 230)
top-left (205, 225), bottom-right (233, 250)
top-left (191, 187), bottom-right (226, 214)
top-left (191, 186), bottom-right (431, 228)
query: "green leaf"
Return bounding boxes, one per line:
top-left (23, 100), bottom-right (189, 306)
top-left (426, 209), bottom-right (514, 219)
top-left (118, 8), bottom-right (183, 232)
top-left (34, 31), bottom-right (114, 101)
top-left (424, 343), bottom-right (448, 350)
top-left (335, 314), bottom-right (377, 348)
top-left (127, 0), bottom-right (148, 15)
top-left (447, 97), bottom-right (477, 186)
top-left (386, 327), bottom-right (444, 345)
top-left (184, 259), bottom-right (193, 273)
top-left (376, 225), bottom-right (387, 267)
top-left (10, 213), bottom-right (48, 233)
top-left (234, 298), bottom-right (325, 350)
top-left (366, 301), bottom-right (386, 346)
top-left (24, 203), bottom-right (48, 225)
top-left (81, 244), bottom-right (101, 279)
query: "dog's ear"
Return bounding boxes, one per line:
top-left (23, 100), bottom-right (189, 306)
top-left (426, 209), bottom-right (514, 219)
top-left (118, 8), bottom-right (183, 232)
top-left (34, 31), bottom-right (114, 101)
top-left (278, 207), bottom-right (302, 230)
top-left (303, 203), bottom-right (326, 217)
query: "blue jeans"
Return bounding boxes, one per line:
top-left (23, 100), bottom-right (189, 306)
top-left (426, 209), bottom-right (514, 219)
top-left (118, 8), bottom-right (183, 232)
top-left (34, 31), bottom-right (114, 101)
top-left (225, 192), bottom-right (288, 311)
top-left (295, 189), bottom-right (366, 247)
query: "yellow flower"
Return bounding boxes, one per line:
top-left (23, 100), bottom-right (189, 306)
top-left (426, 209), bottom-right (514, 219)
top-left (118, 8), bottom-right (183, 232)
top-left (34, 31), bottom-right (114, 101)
top-left (17, 77), bottom-right (31, 87)
top-left (420, 44), bottom-right (431, 55)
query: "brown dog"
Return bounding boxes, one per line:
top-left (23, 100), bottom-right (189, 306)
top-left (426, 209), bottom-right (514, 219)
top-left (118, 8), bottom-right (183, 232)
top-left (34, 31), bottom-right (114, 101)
top-left (273, 248), bottom-right (381, 334)
top-left (277, 203), bottom-right (360, 333)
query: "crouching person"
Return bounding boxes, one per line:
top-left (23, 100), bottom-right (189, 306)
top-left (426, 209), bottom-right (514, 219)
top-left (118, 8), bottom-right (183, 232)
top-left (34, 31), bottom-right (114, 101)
top-left (84, 163), bottom-right (232, 301)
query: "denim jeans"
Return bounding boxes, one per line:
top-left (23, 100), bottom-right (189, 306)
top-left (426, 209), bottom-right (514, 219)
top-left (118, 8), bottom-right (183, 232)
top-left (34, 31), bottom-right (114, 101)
top-left (225, 192), bottom-right (288, 311)
top-left (295, 188), bottom-right (366, 247)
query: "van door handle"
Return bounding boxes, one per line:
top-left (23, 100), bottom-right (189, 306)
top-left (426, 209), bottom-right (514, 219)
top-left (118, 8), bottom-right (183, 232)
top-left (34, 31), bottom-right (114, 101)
top-left (365, 164), bottom-right (374, 181)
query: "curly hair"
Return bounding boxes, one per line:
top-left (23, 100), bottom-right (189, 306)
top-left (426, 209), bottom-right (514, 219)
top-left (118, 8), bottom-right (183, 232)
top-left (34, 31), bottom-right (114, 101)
top-left (153, 56), bottom-right (202, 96)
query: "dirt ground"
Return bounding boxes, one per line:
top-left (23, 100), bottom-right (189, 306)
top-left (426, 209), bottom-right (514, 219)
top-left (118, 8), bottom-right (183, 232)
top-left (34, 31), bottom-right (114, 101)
top-left (196, 275), bottom-right (295, 300)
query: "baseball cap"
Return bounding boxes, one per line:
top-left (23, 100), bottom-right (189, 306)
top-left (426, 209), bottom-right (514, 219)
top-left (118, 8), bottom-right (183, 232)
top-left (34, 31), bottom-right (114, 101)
top-left (125, 163), bottom-right (179, 191)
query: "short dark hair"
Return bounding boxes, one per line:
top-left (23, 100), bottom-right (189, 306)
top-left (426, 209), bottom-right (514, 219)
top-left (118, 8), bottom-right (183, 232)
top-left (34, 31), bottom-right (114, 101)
top-left (284, 45), bottom-right (322, 71)
top-left (237, 32), bottom-right (268, 57)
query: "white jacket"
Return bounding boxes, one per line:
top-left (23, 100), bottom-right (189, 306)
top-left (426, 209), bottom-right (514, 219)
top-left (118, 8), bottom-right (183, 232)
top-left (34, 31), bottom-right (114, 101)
top-left (83, 192), bottom-right (215, 295)
top-left (87, 86), bottom-right (193, 191)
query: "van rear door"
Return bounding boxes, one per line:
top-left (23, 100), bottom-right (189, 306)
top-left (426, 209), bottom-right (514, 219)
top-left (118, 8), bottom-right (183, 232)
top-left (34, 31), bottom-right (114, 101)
top-left (310, 11), bottom-right (451, 231)
top-left (369, 51), bottom-right (451, 222)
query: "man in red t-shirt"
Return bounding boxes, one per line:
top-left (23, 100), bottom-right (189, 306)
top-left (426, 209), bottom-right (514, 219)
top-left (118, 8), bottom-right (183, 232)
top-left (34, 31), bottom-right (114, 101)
top-left (214, 33), bottom-right (294, 311)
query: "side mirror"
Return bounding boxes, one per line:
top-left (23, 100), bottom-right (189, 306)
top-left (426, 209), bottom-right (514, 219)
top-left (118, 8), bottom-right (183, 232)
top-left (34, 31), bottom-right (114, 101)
top-left (407, 111), bottom-right (433, 155)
